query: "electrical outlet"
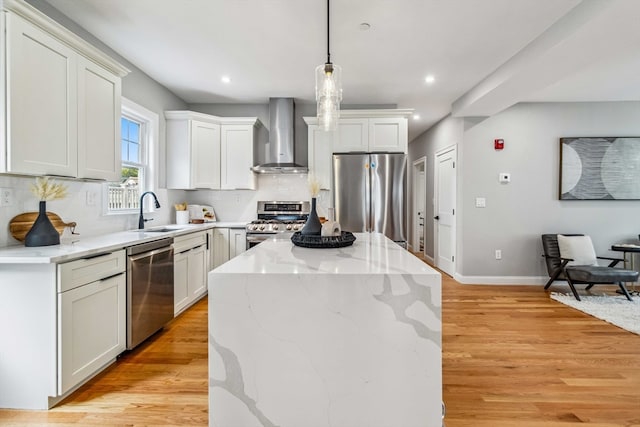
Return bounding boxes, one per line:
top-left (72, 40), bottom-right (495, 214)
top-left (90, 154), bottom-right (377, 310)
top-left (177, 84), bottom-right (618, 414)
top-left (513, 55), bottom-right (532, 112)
top-left (0, 188), bottom-right (14, 207)
top-left (495, 249), bottom-right (502, 260)
top-left (86, 191), bottom-right (97, 206)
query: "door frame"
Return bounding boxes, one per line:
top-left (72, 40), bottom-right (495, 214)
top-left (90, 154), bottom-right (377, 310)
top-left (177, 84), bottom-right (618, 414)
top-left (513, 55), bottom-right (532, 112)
top-left (412, 156), bottom-right (427, 255)
top-left (434, 145), bottom-right (457, 276)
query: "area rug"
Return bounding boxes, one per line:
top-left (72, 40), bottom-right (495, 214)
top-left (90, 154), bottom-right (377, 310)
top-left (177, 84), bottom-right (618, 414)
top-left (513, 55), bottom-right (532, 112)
top-left (550, 292), bottom-right (640, 336)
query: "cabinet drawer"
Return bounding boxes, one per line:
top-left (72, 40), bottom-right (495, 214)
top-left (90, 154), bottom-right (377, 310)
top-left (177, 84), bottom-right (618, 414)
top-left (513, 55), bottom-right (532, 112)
top-left (174, 231), bottom-right (207, 253)
top-left (57, 250), bottom-right (126, 292)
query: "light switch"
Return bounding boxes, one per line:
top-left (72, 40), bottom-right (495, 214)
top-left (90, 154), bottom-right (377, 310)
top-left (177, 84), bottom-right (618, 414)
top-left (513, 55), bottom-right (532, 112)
top-left (475, 197), bottom-right (486, 208)
top-left (499, 173), bottom-right (511, 183)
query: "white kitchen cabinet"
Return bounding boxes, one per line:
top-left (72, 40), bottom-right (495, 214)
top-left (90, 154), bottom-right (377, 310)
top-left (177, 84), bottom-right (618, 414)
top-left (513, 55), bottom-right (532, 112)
top-left (335, 118), bottom-right (369, 152)
top-left (306, 124), bottom-right (335, 190)
top-left (221, 124), bottom-right (257, 190)
top-left (368, 117), bottom-right (409, 152)
top-left (57, 250), bottom-right (126, 395)
top-left (1, 4), bottom-right (128, 179)
top-left (174, 231), bottom-right (208, 315)
top-left (166, 111), bottom-right (261, 190)
top-left (229, 229), bottom-right (247, 258)
top-left (211, 227), bottom-right (246, 269)
top-left (166, 114), bottom-right (221, 189)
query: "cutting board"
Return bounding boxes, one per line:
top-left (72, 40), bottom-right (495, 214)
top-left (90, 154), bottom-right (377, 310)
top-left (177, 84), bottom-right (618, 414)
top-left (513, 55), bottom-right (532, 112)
top-left (9, 212), bottom-right (76, 242)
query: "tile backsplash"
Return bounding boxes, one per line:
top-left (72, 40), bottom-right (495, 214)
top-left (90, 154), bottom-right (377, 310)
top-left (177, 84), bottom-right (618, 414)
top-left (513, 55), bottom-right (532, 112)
top-left (0, 174), bottom-right (329, 248)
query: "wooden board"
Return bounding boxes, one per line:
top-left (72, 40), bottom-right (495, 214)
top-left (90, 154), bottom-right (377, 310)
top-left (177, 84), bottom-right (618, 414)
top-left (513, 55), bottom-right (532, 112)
top-left (9, 212), bottom-right (76, 242)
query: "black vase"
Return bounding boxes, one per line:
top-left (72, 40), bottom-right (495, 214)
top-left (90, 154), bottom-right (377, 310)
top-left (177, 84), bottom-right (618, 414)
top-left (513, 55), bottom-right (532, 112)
top-left (301, 197), bottom-right (322, 235)
top-left (25, 201), bottom-right (60, 247)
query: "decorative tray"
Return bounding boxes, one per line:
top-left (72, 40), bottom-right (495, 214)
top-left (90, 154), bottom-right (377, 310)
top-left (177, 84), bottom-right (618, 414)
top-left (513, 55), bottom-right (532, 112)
top-left (291, 231), bottom-right (356, 249)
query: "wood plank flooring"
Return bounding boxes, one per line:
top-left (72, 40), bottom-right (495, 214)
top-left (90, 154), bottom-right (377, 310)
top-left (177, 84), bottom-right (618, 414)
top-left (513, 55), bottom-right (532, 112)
top-left (1, 264), bottom-right (639, 426)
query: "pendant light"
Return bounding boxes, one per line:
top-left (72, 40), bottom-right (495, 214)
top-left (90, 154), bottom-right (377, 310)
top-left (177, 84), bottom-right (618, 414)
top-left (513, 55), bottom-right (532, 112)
top-left (315, 0), bottom-right (342, 131)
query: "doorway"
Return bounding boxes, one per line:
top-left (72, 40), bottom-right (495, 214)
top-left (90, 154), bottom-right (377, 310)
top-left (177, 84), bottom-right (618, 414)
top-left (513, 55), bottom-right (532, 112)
top-left (434, 145), bottom-right (456, 277)
top-left (412, 157), bottom-right (427, 256)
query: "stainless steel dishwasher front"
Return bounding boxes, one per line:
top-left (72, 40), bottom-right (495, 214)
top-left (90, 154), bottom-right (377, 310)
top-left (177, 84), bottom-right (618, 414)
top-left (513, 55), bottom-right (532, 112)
top-left (126, 237), bottom-right (174, 349)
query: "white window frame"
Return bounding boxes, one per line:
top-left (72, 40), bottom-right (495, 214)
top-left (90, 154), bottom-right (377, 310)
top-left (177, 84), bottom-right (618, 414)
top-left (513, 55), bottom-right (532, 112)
top-left (104, 98), bottom-right (159, 214)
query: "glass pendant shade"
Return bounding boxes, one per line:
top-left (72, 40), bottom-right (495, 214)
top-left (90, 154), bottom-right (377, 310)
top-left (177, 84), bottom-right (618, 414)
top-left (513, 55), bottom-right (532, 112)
top-left (316, 62), bottom-right (342, 131)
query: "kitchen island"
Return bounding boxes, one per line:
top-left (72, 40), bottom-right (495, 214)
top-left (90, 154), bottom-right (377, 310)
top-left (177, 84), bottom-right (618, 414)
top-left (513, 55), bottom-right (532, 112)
top-left (208, 232), bottom-right (442, 427)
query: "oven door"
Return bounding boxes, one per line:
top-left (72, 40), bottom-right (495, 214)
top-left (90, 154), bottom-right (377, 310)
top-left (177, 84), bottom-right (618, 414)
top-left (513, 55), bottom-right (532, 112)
top-left (246, 233), bottom-right (272, 250)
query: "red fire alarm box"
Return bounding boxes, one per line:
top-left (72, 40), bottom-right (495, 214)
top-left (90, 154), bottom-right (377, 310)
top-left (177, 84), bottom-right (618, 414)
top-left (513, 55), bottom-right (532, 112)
top-left (494, 139), bottom-right (504, 150)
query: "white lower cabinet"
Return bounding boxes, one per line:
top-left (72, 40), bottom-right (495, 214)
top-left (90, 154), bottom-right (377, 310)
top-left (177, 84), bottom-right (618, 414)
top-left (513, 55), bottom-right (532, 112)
top-left (211, 228), bottom-right (246, 269)
top-left (58, 273), bottom-right (126, 395)
top-left (57, 250), bottom-right (126, 396)
top-left (174, 231), bottom-right (208, 315)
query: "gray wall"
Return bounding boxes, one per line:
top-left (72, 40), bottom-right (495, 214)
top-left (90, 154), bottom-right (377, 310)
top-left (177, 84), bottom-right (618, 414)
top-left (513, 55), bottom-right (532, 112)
top-left (409, 101), bottom-right (640, 281)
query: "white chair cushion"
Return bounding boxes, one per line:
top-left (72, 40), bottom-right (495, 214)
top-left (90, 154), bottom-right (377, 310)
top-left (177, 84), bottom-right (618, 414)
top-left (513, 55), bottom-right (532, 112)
top-left (557, 235), bottom-right (598, 266)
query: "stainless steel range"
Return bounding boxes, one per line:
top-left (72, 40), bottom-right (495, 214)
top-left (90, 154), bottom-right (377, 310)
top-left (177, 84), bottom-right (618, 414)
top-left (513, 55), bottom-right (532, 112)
top-left (246, 201), bottom-right (310, 249)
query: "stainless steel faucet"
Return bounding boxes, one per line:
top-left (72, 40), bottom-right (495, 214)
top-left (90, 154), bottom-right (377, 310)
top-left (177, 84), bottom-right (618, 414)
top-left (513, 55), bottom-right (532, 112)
top-left (138, 191), bottom-right (161, 229)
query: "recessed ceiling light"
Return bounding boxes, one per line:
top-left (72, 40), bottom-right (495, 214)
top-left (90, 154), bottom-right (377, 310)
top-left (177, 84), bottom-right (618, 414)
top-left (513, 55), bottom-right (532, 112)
top-left (413, 114), bottom-right (421, 120)
top-left (359, 22), bottom-right (371, 31)
top-left (425, 75), bottom-right (435, 84)
top-left (221, 76), bottom-right (231, 84)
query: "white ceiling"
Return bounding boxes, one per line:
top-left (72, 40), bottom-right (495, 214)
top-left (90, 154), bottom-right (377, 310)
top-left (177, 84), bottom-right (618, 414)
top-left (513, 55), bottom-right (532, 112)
top-left (44, 0), bottom-right (640, 141)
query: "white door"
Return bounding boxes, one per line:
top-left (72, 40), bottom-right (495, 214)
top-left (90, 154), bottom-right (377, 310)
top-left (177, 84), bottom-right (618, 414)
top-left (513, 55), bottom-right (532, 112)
top-left (173, 250), bottom-right (189, 315)
top-left (434, 146), bottom-right (456, 276)
top-left (188, 244), bottom-right (207, 299)
top-left (412, 157), bottom-right (426, 254)
top-left (369, 117), bottom-right (408, 152)
top-left (221, 124), bottom-right (255, 190)
top-left (191, 121), bottom-right (221, 189)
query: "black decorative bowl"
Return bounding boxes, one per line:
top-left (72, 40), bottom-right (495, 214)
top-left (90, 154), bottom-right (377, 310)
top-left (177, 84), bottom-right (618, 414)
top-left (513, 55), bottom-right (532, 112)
top-left (291, 231), bottom-right (356, 249)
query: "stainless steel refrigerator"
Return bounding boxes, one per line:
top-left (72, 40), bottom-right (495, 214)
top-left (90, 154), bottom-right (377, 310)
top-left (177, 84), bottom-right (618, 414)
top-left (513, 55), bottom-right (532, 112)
top-left (332, 153), bottom-right (406, 245)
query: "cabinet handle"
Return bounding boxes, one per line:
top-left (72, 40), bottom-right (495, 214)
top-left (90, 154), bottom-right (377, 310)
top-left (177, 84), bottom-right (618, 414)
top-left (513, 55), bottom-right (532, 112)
top-left (100, 272), bottom-right (124, 282)
top-left (83, 252), bottom-right (112, 260)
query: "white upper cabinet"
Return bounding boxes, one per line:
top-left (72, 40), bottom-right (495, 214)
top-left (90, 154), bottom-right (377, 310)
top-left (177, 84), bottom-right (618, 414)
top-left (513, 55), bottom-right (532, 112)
top-left (304, 123), bottom-right (335, 190)
top-left (221, 123), bottom-right (257, 190)
top-left (305, 110), bottom-right (412, 190)
top-left (1, 1), bottom-right (129, 179)
top-left (165, 111), bottom-right (260, 190)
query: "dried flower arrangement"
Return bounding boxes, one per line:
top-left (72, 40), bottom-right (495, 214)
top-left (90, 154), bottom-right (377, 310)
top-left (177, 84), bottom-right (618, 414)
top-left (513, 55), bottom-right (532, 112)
top-left (308, 175), bottom-right (321, 198)
top-left (30, 177), bottom-right (68, 201)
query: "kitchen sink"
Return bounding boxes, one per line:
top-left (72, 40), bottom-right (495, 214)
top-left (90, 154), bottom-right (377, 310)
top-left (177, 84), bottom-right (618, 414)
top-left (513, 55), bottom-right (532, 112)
top-left (134, 226), bottom-right (186, 233)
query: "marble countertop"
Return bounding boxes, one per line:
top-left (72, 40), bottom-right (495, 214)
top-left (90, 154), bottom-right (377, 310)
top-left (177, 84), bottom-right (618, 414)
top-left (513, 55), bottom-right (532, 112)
top-left (0, 221), bottom-right (247, 264)
top-left (212, 232), bottom-right (437, 276)
top-left (208, 232), bottom-right (442, 426)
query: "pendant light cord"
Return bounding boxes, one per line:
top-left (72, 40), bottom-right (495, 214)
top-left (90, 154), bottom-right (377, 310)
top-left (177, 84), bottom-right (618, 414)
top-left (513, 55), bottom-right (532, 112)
top-left (326, 0), bottom-right (331, 65)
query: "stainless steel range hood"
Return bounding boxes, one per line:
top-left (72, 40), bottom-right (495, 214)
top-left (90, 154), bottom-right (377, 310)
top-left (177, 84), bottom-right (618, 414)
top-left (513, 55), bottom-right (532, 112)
top-left (252, 98), bottom-right (308, 174)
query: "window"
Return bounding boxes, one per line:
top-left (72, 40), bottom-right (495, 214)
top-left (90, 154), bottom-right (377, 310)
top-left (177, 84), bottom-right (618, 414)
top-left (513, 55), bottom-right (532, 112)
top-left (106, 98), bottom-right (158, 213)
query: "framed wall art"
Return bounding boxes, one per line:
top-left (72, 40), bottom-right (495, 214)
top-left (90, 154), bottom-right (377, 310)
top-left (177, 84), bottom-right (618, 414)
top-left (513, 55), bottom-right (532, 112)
top-left (559, 137), bottom-right (640, 200)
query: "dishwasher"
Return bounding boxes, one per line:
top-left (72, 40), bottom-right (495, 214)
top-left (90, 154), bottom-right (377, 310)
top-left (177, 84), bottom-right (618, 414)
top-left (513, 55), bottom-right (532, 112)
top-left (126, 237), bottom-right (174, 349)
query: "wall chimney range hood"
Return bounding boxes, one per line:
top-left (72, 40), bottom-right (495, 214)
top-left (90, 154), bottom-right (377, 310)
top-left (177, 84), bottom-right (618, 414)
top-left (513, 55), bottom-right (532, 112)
top-left (252, 98), bottom-right (308, 174)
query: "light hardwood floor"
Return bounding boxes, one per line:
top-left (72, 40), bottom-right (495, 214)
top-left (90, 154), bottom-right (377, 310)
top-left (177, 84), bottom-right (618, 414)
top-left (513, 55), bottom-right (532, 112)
top-left (1, 266), bottom-right (639, 426)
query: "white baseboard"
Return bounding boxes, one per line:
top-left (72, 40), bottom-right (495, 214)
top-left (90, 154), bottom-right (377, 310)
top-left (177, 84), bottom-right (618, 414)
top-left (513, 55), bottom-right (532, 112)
top-left (453, 274), bottom-right (548, 285)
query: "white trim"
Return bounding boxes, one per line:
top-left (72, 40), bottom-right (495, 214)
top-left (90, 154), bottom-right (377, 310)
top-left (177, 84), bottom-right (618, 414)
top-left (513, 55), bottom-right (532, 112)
top-left (104, 98), bottom-right (159, 214)
top-left (164, 110), bottom-right (260, 127)
top-left (412, 156), bottom-right (427, 257)
top-left (3, 0), bottom-right (129, 77)
top-left (453, 273), bottom-right (548, 285)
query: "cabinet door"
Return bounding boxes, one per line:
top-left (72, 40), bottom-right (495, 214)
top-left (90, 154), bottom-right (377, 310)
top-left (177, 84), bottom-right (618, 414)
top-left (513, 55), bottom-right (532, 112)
top-left (368, 117), bottom-right (408, 152)
top-left (334, 119), bottom-right (368, 153)
top-left (308, 125), bottom-right (335, 190)
top-left (212, 228), bottom-right (230, 269)
top-left (174, 250), bottom-right (189, 315)
top-left (229, 229), bottom-right (247, 258)
top-left (221, 125), bottom-right (255, 190)
top-left (77, 58), bottom-right (122, 180)
top-left (188, 245), bottom-right (207, 299)
top-left (191, 121), bottom-right (221, 189)
top-left (6, 13), bottom-right (77, 177)
top-left (58, 273), bottom-right (125, 395)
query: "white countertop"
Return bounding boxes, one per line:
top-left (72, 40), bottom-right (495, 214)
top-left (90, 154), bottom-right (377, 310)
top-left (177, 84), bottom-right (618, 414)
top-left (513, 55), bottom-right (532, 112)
top-left (208, 232), bottom-right (442, 426)
top-left (0, 221), bottom-right (247, 264)
top-left (213, 232), bottom-right (435, 275)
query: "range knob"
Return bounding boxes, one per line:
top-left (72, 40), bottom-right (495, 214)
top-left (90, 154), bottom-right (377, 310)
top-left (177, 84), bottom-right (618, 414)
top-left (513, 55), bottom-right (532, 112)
top-left (272, 224), bottom-right (279, 230)
top-left (259, 224), bottom-right (266, 231)
top-left (286, 224), bottom-right (292, 230)
top-left (293, 224), bottom-right (301, 231)
top-left (250, 225), bottom-right (258, 231)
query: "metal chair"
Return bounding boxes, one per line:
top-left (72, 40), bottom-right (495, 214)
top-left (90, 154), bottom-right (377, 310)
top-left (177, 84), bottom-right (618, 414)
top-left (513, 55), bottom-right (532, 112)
top-left (541, 234), bottom-right (636, 301)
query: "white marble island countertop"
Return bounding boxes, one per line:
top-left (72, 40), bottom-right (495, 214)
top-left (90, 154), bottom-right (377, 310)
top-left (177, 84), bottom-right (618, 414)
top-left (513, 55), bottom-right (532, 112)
top-left (208, 232), bottom-right (442, 427)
